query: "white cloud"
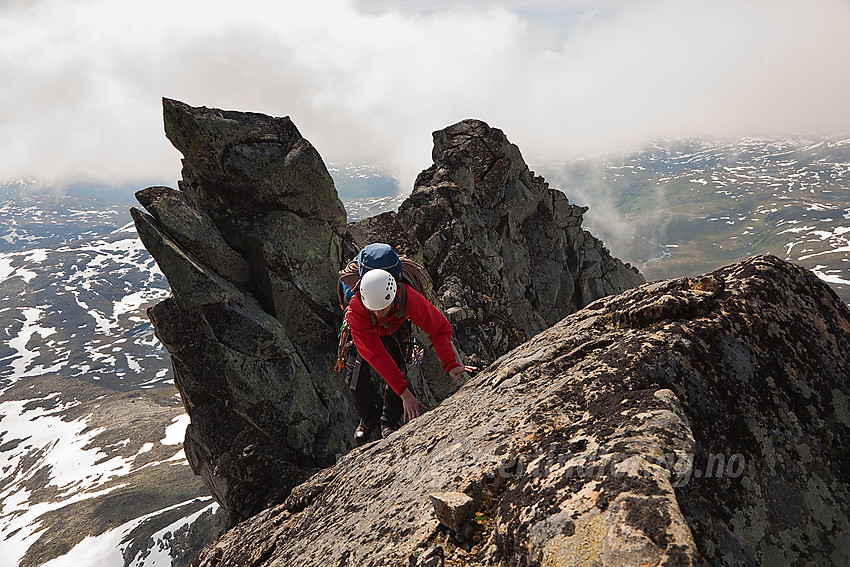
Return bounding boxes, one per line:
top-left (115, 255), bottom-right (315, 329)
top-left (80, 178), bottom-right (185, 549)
top-left (1, 0), bottom-right (848, 191)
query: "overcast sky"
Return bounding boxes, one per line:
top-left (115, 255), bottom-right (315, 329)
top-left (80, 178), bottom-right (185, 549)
top-left (2, 0), bottom-right (849, 191)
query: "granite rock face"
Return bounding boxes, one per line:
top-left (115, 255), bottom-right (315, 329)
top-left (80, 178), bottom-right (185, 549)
top-left (133, 99), bottom-right (357, 526)
top-left (133, 103), bottom-right (644, 528)
top-left (192, 256), bottom-right (850, 567)
top-left (349, 119), bottom-right (644, 367)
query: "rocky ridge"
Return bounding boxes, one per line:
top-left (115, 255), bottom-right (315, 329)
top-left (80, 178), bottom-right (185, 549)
top-left (131, 100), bottom-right (642, 529)
top-left (349, 119), bottom-right (644, 366)
top-left (194, 255), bottom-right (850, 567)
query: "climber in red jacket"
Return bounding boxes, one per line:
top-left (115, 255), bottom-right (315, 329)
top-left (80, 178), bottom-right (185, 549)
top-left (346, 268), bottom-right (476, 441)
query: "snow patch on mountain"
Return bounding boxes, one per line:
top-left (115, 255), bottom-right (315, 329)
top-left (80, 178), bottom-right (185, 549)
top-left (122, 500), bottom-right (219, 567)
top-left (0, 394), bottom-right (128, 565)
top-left (0, 382), bottom-right (207, 567)
top-left (811, 265), bottom-right (850, 286)
top-left (3, 306), bottom-right (58, 392)
top-left (40, 499), bottom-right (218, 567)
top-left (342, 193), bottom-right (408, 222)
top-left (1, 230), bottom-right (172, 390)
top-left (161, 415), bottom-right (191, 446)
top-left (0, 193), bottom-right (129, 253)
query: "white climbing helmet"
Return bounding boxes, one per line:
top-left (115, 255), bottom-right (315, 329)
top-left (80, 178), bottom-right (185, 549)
top-left (359, 269), bottom-right (397, 311)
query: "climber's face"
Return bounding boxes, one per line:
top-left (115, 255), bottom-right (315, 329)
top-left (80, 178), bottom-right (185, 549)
top-left (369, 305), bottom-right (392, 319)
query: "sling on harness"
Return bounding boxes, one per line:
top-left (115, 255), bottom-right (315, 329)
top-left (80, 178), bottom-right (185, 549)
top-left (334, 319), bottom-right (353, 374)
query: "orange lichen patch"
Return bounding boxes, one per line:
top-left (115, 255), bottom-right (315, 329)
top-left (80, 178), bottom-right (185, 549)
top-left (688, 277), bottom-right (718, 293)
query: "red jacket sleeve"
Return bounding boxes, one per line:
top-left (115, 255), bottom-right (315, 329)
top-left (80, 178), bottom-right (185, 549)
top-left (403, 286), bottom-right (462, 375)
top-left (347, 294), bottom-right (410, 396)
top-left (346, 285), bottom-right (462, 397)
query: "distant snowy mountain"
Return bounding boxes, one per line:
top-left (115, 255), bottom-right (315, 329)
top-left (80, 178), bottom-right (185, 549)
top-left (0, 223), bottom-right (171, 390)
top-left (341, 193), bottom-right (407, 222)
top-left (329, 161), bottom-right (407, 221)
top-left (0, 192), bottom-right (130, 253)
top-left (538, 135), bottom-right (850, 302)
top-left (327, 162), bottom-right (399, 200)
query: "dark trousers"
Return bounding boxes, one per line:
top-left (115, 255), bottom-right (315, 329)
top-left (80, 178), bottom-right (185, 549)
top-left (345, 324), bottom-right (410, 428)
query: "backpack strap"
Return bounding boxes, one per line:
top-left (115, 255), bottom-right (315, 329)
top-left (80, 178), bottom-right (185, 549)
top-left (396, 281), bottom-right (408, 318)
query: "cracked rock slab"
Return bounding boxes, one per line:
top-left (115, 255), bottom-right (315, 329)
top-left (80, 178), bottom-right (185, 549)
top-left (191, 255), bottom-right (850, 566)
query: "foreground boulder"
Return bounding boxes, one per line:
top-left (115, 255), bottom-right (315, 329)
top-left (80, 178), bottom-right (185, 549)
top-left (132, 101), bottom-right (643, 527)
top-left (193, 256), bottom-right (850, 566)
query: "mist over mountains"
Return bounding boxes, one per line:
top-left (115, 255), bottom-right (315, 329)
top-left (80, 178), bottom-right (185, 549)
top-left (539, 135), bottom-right (850, 303)
top-left (0, 135), bottom-right (848, 566)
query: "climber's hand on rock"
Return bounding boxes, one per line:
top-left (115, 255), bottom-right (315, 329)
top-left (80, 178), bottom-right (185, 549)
top-left (449, 365), bottom-right (477, 380)
top-left (401, 388), bottom-right (426, 422)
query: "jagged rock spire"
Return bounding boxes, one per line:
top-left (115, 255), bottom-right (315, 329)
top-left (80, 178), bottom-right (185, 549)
top-left (133, 100), bottom-right (357, 525)
top-left (351, 118), bottom-right (644, 365)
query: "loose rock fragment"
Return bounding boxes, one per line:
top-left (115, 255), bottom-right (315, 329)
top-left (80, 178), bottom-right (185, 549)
top-left (428, 492), bottom-right (475, 532)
